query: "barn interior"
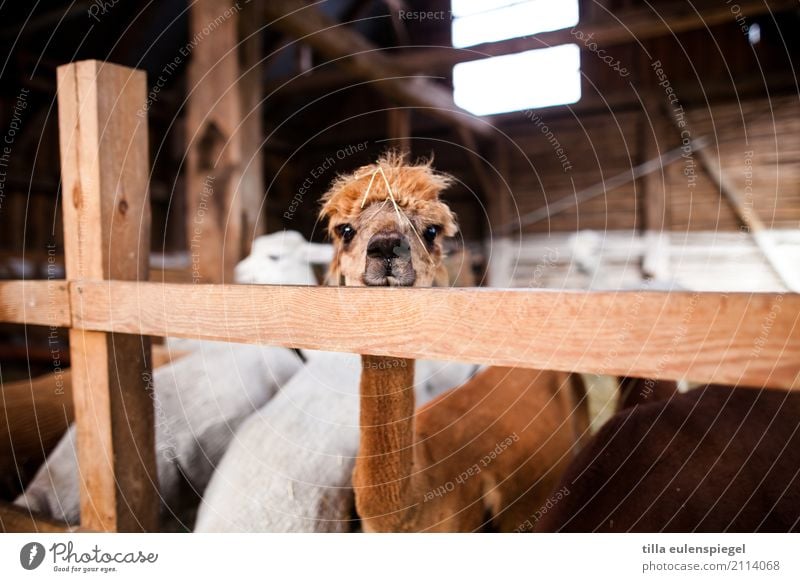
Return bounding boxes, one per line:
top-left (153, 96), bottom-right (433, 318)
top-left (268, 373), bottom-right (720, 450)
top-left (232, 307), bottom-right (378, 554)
top-left (0, 0), bottom-right (798, 531)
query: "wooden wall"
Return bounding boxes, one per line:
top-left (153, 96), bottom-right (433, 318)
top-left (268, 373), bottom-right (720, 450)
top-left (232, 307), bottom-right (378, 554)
top-left (0, 0), bottom-right (797, 259)
top-left (497, 96), bottom-right (800, 235)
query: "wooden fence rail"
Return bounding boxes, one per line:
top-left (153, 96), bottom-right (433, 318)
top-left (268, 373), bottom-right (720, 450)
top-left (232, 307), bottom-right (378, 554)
top-left (1, 60), bottom-right (799, 533)
top-left (2, 279), bottom-right (799, 390)
top-left (0, 280), bottom-right (70, 326)
top-left (73, 281), bottom-right (800, 390)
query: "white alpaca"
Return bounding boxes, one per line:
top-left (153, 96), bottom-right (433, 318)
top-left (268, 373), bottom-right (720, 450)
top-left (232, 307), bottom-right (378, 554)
top-left (234, 230), bottom-right (333, 285)
top-left (16, 341), bottom-right (302, 525)
top-left (195, 351), bottom-right (477, 532)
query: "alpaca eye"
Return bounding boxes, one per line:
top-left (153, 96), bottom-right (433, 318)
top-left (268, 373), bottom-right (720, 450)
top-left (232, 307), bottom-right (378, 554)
top-left (423, 225), bottom-right (440, 244)
top-left (337, 224), bottom-right (356, 243)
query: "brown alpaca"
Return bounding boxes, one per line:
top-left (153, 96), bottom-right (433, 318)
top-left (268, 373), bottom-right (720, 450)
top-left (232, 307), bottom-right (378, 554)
top-left (534, 385), bottom-right (800, 532)
top-left (320, 153), bottom-right (589, 532)
top-left (616, 376), bottom-right (679, 411)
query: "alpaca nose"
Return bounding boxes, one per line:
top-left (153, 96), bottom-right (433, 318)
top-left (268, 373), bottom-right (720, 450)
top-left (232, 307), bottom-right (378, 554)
top-left (366, 232), bottom-right (409, 260)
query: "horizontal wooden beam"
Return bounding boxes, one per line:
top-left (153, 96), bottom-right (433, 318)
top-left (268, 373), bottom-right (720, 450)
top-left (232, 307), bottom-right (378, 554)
top-left (0, 502), bottom-right (79, 533)
top-left (72, 281), bottom-right (800, 390)
top-left (443, 0), bottom-right (795, 61)
top-left (0, 280), bottom-right (70, 326)
top-left (268, 0), bottom-right (797, 96)
top-left (262, 0), bottom-right (492, 136)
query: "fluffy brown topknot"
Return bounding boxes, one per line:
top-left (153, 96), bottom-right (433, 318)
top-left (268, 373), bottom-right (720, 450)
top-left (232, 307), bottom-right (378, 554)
top-left (319, 151), bottom-right (457, 237)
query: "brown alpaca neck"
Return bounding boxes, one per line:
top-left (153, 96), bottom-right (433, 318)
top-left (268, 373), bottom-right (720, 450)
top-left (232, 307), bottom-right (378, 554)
top-left (353, 354), bottom-right (417, 532)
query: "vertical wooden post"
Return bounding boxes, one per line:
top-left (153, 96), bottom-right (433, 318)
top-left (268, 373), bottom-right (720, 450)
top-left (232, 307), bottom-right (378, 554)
top-left (487, 138), bottom-right (514, 287)
top-left (187, 0), bottom-right (265, 282)
top-left (387, 107), bottom-right (411, 153)
top-left (57, 60), bottom-right (158, 532)
top-left (238, 0), bottom-right (266, 246)
top-left (640, 99), bottom-right (671, 281)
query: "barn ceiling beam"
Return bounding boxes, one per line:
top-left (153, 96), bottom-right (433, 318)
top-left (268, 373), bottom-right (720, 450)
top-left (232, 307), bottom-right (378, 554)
top-left (430, 0), bottom-right (795, 62)
top-left (267, 0), bottom-right (796, 96)
top-left (262, 0), bottom-right (493, 137)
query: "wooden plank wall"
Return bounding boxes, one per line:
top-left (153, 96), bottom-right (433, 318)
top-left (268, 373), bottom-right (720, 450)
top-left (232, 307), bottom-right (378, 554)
top-left (498, 96), bottom-right (800, 235)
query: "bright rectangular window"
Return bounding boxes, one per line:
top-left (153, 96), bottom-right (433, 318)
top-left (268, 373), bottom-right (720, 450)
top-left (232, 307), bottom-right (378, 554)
top-left (452, 0), bottom-right (582, 116)
top-left (451, 0), bottom-right (579, 48)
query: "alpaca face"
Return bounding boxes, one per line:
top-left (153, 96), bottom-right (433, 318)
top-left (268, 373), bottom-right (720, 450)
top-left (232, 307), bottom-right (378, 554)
top-left (332, 201), bottom-right (445, 287)
top-left (320, 154), bottom-right (458, 287)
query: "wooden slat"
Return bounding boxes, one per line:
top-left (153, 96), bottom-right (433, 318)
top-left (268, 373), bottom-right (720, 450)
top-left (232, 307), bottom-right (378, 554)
top-left (0, 502), bottom-right (79, 533)
top-left (0, 280), bottom-right (70, 326)
top-left (57, 60), bottom-right (158, 533)
top-left (73, 281), bottom-right (800, 390)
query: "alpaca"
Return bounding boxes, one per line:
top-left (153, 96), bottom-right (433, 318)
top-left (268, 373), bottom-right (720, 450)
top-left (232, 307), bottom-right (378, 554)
top-left (616, 376), bottom-right (679, 411)
top-left (234, 230), bottom-right (333, 285)
top-left (15, 341), bottom-right (302, 525)
top-left (0, 346), bottom-right (185, 497)
top-left (195, 234), bottom-right (478, 532)
top-left (534, 385), bottom-right (800, 532)
top-left (319, 153), bottom-right (589, 532)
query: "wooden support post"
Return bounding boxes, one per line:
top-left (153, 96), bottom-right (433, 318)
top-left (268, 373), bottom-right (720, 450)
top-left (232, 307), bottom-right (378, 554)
top-left (387, 108), bottom-right (411, 153)
top-left (187, 0), bottom-right (260, 282)
top-left (457, 127), bottom-right (495, 199)
top-left (640, 99), bottom-right (671, 281)
top-left (57, 60), bottom-right (158, 532)
top-left (486, 139), bottom-right (514, 287)
top-left (238, 0), bottom-right (266, 245)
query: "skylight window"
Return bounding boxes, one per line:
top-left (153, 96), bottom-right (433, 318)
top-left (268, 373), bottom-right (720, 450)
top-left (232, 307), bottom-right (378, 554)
top-left (452, 0), bottom-right (582, 116)
top-left (451, 0), bottom-right (580, 48)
